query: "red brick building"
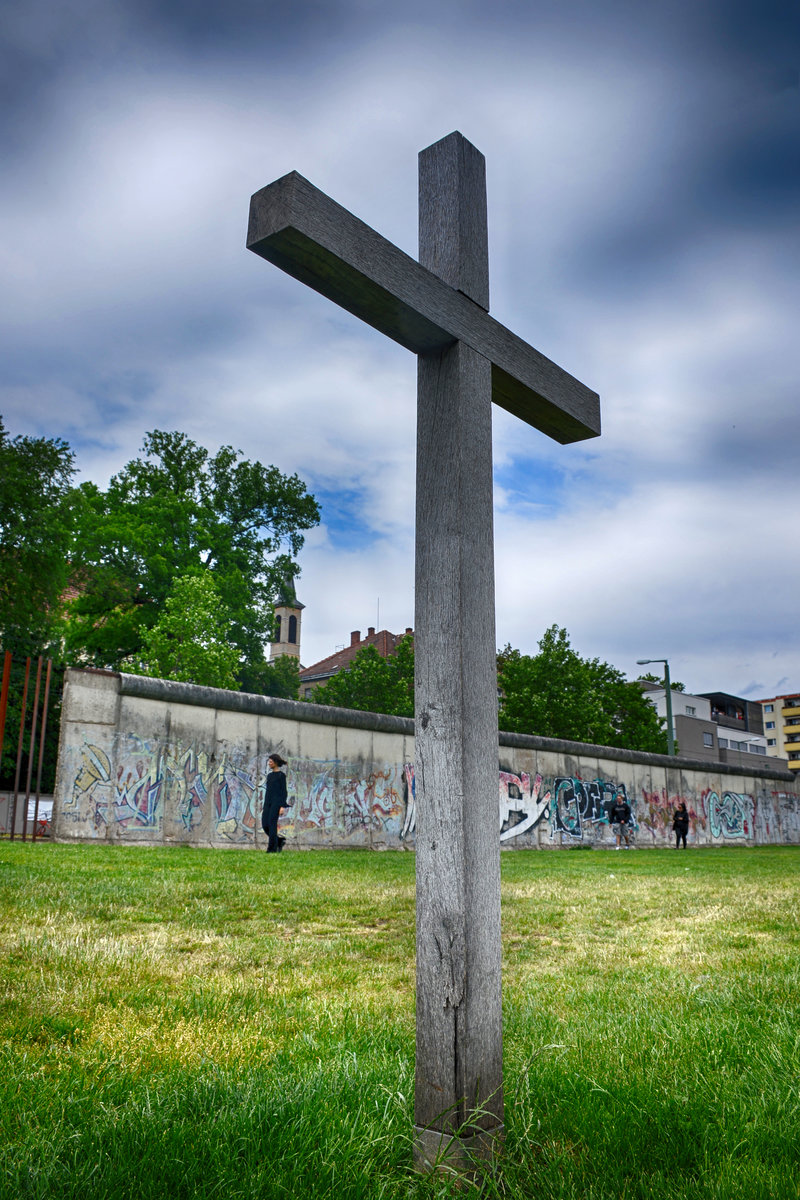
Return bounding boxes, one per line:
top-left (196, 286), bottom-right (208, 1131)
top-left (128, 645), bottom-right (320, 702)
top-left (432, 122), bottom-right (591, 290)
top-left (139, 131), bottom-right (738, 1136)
top-left (299, 626), bottom-right (413, 699)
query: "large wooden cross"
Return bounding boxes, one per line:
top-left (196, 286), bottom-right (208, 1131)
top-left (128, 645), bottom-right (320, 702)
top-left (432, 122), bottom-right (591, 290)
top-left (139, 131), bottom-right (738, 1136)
top-left (247, 132), bottom-right (600, 1170)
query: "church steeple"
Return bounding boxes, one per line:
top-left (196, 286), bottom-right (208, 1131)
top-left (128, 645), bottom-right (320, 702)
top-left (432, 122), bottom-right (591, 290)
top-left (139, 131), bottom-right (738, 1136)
top-left (269, 585), bottom-right (305, 663)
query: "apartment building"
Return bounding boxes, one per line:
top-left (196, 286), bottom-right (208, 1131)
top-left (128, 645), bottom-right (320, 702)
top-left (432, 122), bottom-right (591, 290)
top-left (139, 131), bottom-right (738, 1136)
top-left (759, 693), bottom-right (800, 774)
top-left (640, 683), bottom-right (777, 769)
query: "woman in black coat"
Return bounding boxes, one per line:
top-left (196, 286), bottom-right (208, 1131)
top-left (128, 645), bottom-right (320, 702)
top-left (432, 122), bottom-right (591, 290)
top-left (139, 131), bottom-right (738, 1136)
top-left (262, 753), bottom-right (288, 852)
top-left (672, 801), bottom-right (689, 849)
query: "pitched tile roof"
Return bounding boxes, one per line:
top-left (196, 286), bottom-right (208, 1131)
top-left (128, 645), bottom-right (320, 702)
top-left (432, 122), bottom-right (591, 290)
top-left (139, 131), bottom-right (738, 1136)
top-left (299, 626), bottom-right (413, 683)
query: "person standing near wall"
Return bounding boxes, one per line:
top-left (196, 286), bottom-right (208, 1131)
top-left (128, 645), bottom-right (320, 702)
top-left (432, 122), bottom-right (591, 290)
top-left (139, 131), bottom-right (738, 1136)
top-left (673, 801), bottom-right (689, 849)
top-left (262, 754), bottom-right (288, 853)
top-left (609, 792), bottom-right (633, 849)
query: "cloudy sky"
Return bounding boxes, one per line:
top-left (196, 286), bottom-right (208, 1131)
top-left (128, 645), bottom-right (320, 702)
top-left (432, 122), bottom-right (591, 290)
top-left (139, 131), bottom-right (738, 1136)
top-left (2, 0), bottom-right (798, 697)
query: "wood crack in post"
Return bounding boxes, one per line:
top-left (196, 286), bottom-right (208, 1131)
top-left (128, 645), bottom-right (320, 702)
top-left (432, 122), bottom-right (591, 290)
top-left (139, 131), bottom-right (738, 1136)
top-left (435, 914), bottom-right (466, 1010)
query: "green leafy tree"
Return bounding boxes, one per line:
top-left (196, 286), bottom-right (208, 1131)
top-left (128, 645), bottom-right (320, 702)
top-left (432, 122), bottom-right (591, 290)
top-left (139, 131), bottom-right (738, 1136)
top-left (64, 431), bottom-right (320, 671)
top-left (136, 573), bottom-right (240, 689)
top-left (0, 418), bottom-right (76, 656)
top-left (238, 653), bottom-right (300, 700)
top-left (311, 635), bottom-right (414, 717)
top-left (498, 625), bottom-right (668, 753)
top-left (638, 671), bottom-right (686, 692)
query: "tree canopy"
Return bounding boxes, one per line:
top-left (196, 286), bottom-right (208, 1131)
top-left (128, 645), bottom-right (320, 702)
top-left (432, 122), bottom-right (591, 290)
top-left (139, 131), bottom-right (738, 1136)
top-left (638, 671), bottom-right (686, 692)
top-left (310, 636), bottom-right (415, 717)
top-left (238, 654), bottom-right (300, 701)
top-left (64, 430), bottom-right (320, 675)
top-left (498, 625), bottom-right (668, 753)
top-left (308, 626), bottom-right (667, 754)
top-left (135, 573), bottom-right (241, 690)
top-left (0, 418), bottom-right (76, 656)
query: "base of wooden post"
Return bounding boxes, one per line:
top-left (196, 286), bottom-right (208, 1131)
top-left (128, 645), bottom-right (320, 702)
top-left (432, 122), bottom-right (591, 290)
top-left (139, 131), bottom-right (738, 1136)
top-left (412, 1123), bottom-right (505, 1177)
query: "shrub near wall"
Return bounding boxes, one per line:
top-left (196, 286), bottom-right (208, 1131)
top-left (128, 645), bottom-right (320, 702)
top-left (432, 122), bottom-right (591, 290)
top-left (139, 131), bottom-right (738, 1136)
top-left (53, 669), bottom-right (800, 850)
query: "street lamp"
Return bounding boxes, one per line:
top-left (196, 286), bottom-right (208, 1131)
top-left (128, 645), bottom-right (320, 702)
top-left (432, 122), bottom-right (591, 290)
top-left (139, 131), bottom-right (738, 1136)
top-left (637, 658), bottom-right (675, 755)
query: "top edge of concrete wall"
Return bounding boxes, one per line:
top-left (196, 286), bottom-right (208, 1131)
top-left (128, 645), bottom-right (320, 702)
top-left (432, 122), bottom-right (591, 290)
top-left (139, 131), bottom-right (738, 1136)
top-left (70, 669), bottom-right (797, 785)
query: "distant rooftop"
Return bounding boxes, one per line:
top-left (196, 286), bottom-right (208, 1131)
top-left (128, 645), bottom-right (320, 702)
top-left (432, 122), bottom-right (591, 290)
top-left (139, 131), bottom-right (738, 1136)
top-left (299, 626), bottom-right (413, 685)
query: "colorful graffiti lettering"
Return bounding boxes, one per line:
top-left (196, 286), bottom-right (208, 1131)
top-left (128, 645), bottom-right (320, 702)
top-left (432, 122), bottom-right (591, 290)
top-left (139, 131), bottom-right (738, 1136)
top-left (638, 790), bottom-right (703, 841)
top-left (499, 771), bottom-right (550, 841)
top-left (551, 778), bottom-right (628, 841)
top-left (62, 731), bottom-right (800, 849)
top-left (114, 751), bottom-right (164, 829)
top-left (704, 790), bottom-right (755, 839)
top-left (367, 766), bottom-right (406, 835)
top-left (68, 743), bottom-right (112, 831)
top-left (214, 766), bottom-right (257, 841)
top-left (173, 745), bottom-right (208, 832)
top-left (775, 792), bottom-right (800, 841)
top-left (401, 765), bottom-right (552, 843)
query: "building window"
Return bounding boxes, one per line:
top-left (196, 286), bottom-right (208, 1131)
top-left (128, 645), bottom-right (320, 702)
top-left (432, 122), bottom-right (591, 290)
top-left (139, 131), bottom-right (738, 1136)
top-left (768, 739), bottom-right (777, 746)
top-left (753, 745), bottom-right (766, 755)
top-left (703, 732), bottom-right (713, 747)
top-left (685, 705), bottom-right (696, 716)
top-left (766, 721), bottom-right (775, 729)
top-left (718, 737), bottom-right (728, 748)
top-left (789, 751), bottom-right (800, 761)
top-left (765, 704), bottom-right (774, 713)
top-left (304, 687), bottom-right (313, 698)
top-left (288, 614), bottom-right (298, 643)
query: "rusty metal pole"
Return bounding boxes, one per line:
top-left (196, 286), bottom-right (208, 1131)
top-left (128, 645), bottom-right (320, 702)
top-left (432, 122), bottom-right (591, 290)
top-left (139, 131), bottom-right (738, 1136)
top-left (10, 657), bottom-right (31, 841)
top-left (0, 652), bottom-right (11, 816)
top-left (32, 659), bottom-right (53, 843)
top-left (0, 651), bottom-right (10, 838)
top-left (22, 657), bottom-right (43, 842)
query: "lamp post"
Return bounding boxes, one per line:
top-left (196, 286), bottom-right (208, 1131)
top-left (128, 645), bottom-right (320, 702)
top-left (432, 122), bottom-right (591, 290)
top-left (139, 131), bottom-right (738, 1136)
top-left (637, 658), bottom-right (675, 755)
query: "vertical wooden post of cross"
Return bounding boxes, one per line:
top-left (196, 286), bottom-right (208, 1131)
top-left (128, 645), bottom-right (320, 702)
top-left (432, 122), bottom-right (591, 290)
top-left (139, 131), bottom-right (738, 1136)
top-left (246, 131), bottom-right (600, 1176)
top-left (413, 134), bottom-right (504, 1171)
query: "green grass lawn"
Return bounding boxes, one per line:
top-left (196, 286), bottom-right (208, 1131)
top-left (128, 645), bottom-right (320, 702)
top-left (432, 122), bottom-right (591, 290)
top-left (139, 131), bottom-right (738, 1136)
top-left (1, 843), bottom-right (799, 1199)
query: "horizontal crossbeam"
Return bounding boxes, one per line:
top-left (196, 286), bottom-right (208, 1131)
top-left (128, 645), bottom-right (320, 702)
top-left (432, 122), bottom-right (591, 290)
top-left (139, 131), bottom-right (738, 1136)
top-left (247, 172), bottom-right (600, 444)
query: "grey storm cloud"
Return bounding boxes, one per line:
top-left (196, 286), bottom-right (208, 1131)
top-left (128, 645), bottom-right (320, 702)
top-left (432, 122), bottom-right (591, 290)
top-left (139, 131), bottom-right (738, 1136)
top-left (1, 0), bottom-right (798, 694)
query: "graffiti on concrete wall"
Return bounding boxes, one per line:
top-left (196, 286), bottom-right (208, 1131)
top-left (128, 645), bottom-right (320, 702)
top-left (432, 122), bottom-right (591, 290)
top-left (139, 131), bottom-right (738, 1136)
top-left (68, 742), bottom-right (112, 832)
top-left (400, 765), bottom-right (553, 842)
top-left (637, 789), bottom-right (704, 841)
top-left (550, 778), bottom-right (630, 841)
top-left (499, 771), bottom-right (552, 841)
top-left (775, 792), bottom-right (800, 842)
top-left (176, 745), bottom-right (209, 832)
top-left (283, 758), bottom-right (407, 840)
top-left (59, 726), bottom-right (800, 850)
top-left (399, 766), bottom-right (630, 844)
top-left (704, 790), bottom-right (755, 840)
top-left (64, 738), bottom-right (408, 844)
top-left (65, 737), bottom-right (262, 841)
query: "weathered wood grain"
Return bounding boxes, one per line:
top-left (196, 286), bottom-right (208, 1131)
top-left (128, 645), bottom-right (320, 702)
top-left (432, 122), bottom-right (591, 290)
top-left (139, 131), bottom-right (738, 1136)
top-left (413, 136), bottom-right (503, 1162)
top-left (419, 131), bottom-right (489, 309)
top-left (414, 339), bottom-right (503, 1142)
top-left (247, 132), bottom-right (600, 1172)
top-left (247, 172), bottom-right (600, 445)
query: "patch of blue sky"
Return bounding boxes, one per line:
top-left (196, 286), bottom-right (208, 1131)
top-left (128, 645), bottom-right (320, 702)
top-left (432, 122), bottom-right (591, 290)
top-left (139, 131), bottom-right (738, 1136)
top-left (495, 449), bottom-right (632, 518)
top-left (312, 483), bottom-right (377, 551)
top-left (493, 455), bottom-right (568, 518)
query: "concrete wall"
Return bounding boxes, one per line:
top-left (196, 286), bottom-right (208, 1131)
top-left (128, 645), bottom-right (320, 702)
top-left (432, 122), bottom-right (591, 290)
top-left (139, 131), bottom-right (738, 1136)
top-left (0, 792), bottom-right (53, 838)
top-left (52, 669), bottom-right (800, 850)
